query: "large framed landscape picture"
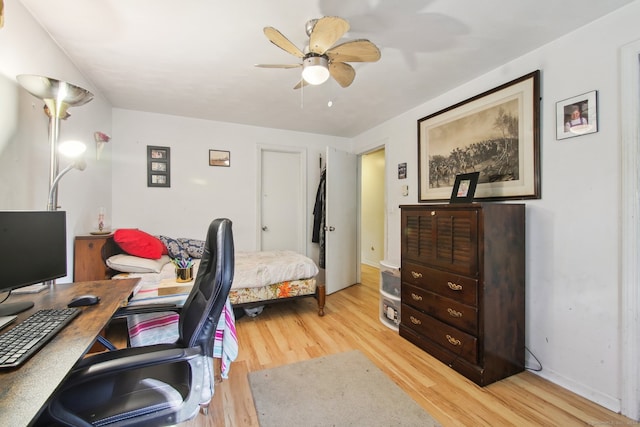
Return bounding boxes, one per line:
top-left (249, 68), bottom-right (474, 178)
top-left (418, 70), bottom-right (540, 202)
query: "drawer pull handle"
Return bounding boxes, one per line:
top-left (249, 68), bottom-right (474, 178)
top-left (446, 334), bottom-right (462, 346)
top-left (447, 281), bottom-right (463, 291)
top-left (409, 316), bottom-right (422, 325)
top-left (411, 271), bottom-right (423, 279)
top-left (411, 293), bottom-right (423, 301)
top-left (447, 308), bottom-right (462, 318)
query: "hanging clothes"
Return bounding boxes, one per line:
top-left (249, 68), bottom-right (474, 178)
top-left (312, 168), bottom-right (326, 268)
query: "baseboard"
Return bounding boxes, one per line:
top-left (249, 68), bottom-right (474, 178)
top-left (361, 259), bottom-right (379, 269)
top-left (532, 368), bottom-right (621, 414)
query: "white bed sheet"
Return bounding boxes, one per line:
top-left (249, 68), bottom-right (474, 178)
top-left (234, 250), bottom-right (319, 289)
top-left (119, 250), bottom-right (319, 302)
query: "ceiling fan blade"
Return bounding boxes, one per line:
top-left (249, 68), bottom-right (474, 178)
top-left (264, 27), bottom-right (304, 58)
top-left (329, 62), bottom-right (356, 88)
top-left (294, 79), bottom-right (309, 90)
top-left (326, 39), bottom-right (381, 63)
top-left (309, 16), bottom-right (350, 55)
top-left (255, 63), bottom-right (302, 69)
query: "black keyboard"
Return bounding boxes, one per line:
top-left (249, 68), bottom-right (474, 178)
top-left (0, 308), bottom-right (81, 368)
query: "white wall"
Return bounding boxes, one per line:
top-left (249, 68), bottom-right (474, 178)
top-left (353, 1), bottom-right (640, 414)
top-left (111, 108), bottom-right (349, 254)
top-left (0, 0), bottom-right (113, 283)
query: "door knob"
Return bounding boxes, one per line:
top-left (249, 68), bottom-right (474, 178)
top-left (328, 226), bottom-right (335, 231)
top-left (262, 226), bottom-right (268, 231)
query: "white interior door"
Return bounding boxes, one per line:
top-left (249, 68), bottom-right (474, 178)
top-left (325, 146), bottom-right (357, 294)
top-left (259, 148), bottom-right (306, 253)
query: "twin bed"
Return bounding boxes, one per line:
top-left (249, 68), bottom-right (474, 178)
top-left (111, 252), bottom-right (324, 352)
top-left (110, 250), bottom-right (324, 312)
top-left (102, 236), bottom-right (326, 345)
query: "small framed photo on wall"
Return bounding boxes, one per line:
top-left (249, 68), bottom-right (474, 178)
top-left (398, 162), bottom-right (407, 179)
top-left (147, 145), bottom-right (170, 187)
top-left (209, 149), bottom-right (230, 167)
top-left (556, 90), bottom-right (598, 140)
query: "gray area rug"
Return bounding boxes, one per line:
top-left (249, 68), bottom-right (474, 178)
top-left (248, 350), bottom-right (441, 426)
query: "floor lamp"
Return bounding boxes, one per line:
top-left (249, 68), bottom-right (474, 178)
top-left (16, 75), bottom-right (93, 211)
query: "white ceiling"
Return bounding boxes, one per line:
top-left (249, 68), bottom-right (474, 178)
top-left (19, 0), bottom-right (633, 138)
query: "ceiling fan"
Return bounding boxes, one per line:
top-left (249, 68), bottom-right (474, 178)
top-left (255, 16), bottom-right (381, 89)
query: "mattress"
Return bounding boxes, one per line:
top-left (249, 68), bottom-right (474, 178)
top-left (233, 250), bottom-right (319, 289)
top-left (118, 250), bottom-right (319, 303)
top-left (122, 263), bottom-right (318, 308)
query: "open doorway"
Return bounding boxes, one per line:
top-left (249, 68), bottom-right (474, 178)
top-left (360, 147), bottom-right (385, 270)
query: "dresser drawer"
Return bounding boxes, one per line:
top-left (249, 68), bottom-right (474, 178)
top-left (402, 284), bottom-right (477, 335)
top-left (401, 304), bottom-right (478, 364)
top-left (402, 262), bottom-right (477, 306)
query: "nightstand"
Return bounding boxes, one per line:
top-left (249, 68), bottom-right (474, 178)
top-left (73, 234), bottom-right (117, 282)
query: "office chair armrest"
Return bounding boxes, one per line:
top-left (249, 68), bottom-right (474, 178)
top-left (71, 346), bottom-right (202, 380)
top-left (113, 303), bottom-right (183, 318)
top-left (48, 347), bottom-right (206, 427)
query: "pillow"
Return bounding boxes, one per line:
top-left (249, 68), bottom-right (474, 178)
top-left (114, 229), bottom-right (165, 259)
top-left (107, 254), bottom-right (171, 274)
top-left (177, 238), bottom-right (205, 259)
top-left (157, 235), bottom-right (190, 259)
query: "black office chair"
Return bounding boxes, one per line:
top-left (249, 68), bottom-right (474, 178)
top-left (37, 218), bottom-right (234, 427)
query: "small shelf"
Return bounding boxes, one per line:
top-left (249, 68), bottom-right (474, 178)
top-left (379, 260), bottom-right (400, 331)
top-left (379, 291), bottom-right (400, 330)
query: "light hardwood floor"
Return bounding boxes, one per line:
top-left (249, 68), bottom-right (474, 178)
top-left (115, 265), bottom-right (637, 426)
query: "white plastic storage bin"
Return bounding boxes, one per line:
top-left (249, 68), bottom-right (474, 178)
top-left (380, 259), bottom-right (400, 297)
top-left (379, 292), bottom-right (401, 330)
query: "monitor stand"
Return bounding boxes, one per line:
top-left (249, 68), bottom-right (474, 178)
top-left (0, 301), bottom-right (35, 317)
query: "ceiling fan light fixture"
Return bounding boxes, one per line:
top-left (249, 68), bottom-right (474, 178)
top-left (302, 56), bottom-right (330, 85)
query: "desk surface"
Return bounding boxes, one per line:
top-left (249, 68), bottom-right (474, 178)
top-left (0, 278), bottom-right (139, 427)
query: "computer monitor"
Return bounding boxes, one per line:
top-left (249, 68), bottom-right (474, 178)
top-left (0, 211), bottom-right (67, 316)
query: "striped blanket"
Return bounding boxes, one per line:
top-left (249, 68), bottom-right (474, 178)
top-left (117, 261), bottom-right (237, 379)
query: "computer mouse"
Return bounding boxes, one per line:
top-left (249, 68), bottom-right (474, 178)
top-left (68, 294), bottom-right (100, 307)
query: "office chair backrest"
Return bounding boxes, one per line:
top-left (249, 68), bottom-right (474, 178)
top-left (178, 218), bottom-right (234, 356)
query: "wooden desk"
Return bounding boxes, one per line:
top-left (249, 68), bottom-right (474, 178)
top-left (0, 278), bottom-right (139, 427)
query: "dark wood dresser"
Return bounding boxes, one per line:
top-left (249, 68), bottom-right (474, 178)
top-left (399, 203), bottom-right (525, 386)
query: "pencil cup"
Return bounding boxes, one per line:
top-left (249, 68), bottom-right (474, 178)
top-left (176, 266), bottom-right (193, 283)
